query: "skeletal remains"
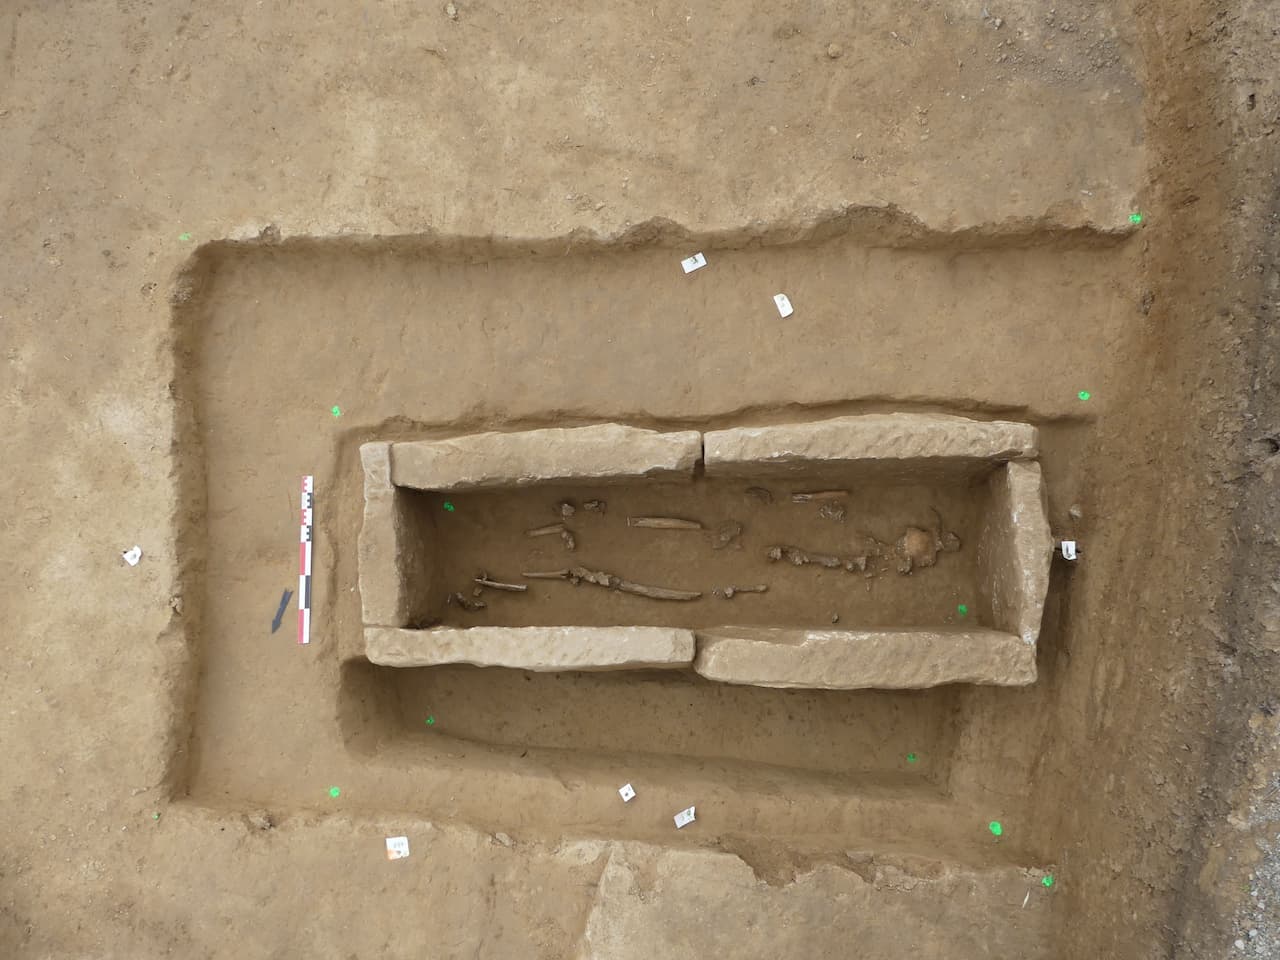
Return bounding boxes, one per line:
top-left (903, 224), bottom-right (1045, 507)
top-left (526, 522), bottom-right (566, 538)
top-left (522, 566), bottom-right (701, 601)
top-left (711, 520), bottom-right (743, 550)
top-left (790, 490), bottom-right (849, 503)
top-left (627, 516), bottom-right (703, 530)
top-left (505, 494), bottom-right (961, 616)
top-left (818, 501), bottom-right (846, 522)
top-left (766, 511), bottom-right (961, 576)
top-left (766, 544), bottom-right (872, 572)
top-left (712, 584), bottom-right (768, 599)
top-left (447, 591), bottom-right (487, 612)
top-left (525, 521), bottom-right (576, 551)
top-left (893, 509), bottom-right (962, 573)
top-left (473, 574), bottom-right (527, 592)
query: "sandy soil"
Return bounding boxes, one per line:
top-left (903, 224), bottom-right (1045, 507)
top-left (1, 0), bottom-right (1277, 957)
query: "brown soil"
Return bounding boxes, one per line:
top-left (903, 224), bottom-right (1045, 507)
top-left (2, 0), bottom-right (1277, 957)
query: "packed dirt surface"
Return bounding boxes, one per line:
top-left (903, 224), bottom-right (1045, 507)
top-left (2, 0), bottom-right (1278, 958)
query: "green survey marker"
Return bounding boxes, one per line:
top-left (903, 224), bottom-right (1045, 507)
top-left (1129, 213), bottom-right (1143, 224)
top-left (1078, 390), bottom-right (1091, 401)
top-left (957, 604), bottom-right (969, 617)
top-left (988, 820), bottom-right (1003, 837)
top-left (443, 501), bottom-right (455, 512)
top-left (328, 786), bottom-right (341, 798)
top-left (1042, 875), bottom-right (1055, 888)
top-left (331, 405), bottom-right (342, 417)
top-left (425, 715), bottom-right (436, 726)
top-left (906, 753), bottom-right (918, 764)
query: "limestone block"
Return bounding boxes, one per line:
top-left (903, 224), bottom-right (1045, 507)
top-left (359, 442), bottom-right (430, 627)
top-left (703, 413), bottom-right (1038, 481)
top-left (577, 845), bottom-right (1052, 959)
top-left (365, 625), bottom-right (696, 671)
top-left (692, 627), bottom-right (1036, 689)
top-left (390, 423), bottom-right (702, 491)
top-left (977, 460), bottom-right (1054, 645)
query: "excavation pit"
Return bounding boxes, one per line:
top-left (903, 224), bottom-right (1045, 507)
top-left (358, 415), bottom-right (1053, 689)
top-left (349, 661), bottom-right (958, 784)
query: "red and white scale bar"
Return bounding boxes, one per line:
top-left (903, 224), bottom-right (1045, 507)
top-left (298, 475), bottom-right (314, 645)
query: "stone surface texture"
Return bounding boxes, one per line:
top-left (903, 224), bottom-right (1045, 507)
top-left (703, 413), bottom-right (1039, 481)
top-left (365, 625), bottom-right (696, 671)
top-left (693, 627), bottom-right (1037, 689)
top-left (358, 442), bottom-right (431, 628)
top-left (391, 424), bottom-right (702, 491)
top-left (576, 844), bottom-right (1051, 959)
top-left (977, 461), bottom-right (1054, 646)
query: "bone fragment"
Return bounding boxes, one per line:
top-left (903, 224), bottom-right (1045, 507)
top-left (790, 490), bottom-right (849, 503)
top-left (930, 508), bottom-right (962, 553)
top-left (447, 592), bottom-right (487, 612)
top-left (895, 526), bottom-right (938, 574)
top-left (818, 501), bottom-right (847, 522)
top-left (718, 584), bottom-right (768, 599)
top-left (627, 516), bottom-right (703, 530)
top-left (521, 566), bottom-right (701, 601)
top-left (712, 520), bottom-right (743, 550)
top-left (526, 522), bottom-right (567, 538)
top-left (766, 544), bottom-right (843, 568)
top-left (474, 575), bottom-right (528, 593)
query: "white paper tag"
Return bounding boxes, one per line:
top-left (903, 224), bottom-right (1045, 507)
top-left (673, 806), bottom-right (696, 829)
top-left (618, 783), bottom-right (636, 802)
top-left (1061, 540), bottom-right (1077, 561)
top-left (681, 252), bottom-right (707, 274)
top-left (122, 546), bottom-right (142, 566)
top-left (773, 293), bottom-right (793, 318)
top-left (385, 836), bottom-right (410, 860)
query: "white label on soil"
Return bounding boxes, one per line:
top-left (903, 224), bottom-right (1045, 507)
top-left (1061, 540), bottom-right (1078, 561)
top-left (673, 806), bottom-right (696, 829)
top-left (681, 252), bottom-right (707, 274)
top-left (385, 836), bottom-right (410, 860)
top-left (122, 545), bottom-right (142, 566)
top-left (773, 293), bottom-right (793, 318)
top-left (619, 783), bottom-right (636, 802)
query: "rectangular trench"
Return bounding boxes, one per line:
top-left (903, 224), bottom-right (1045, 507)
top-left (177, 235), bottom-right (1093, 866)
top-left (332, 658), bottom-right (1022, 863)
